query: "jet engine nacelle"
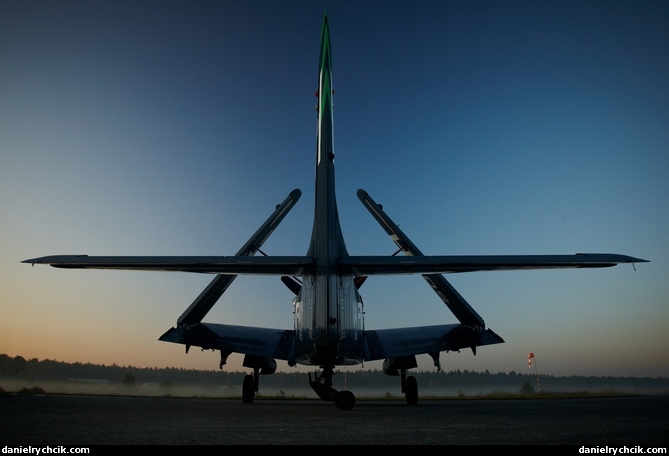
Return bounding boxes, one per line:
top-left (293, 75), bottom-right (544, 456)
top-left (242, 355), bottom-right (277, 375)
top-left (382, 356), bottom-right (418, 376)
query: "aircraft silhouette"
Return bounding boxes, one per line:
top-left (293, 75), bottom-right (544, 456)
top-left (24, 14), bottom-right (647, 410)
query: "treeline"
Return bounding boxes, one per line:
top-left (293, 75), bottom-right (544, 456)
top-left (0, 354), bottom-right (250, 388)
top-left (1, 354), bottom-right (667, 394)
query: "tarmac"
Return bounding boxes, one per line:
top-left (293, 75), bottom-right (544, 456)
top-left (1, 394), bottom-right (668, 445)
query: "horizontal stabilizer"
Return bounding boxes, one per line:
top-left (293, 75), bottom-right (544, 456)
top-left (23, 252), bottom-right (646, 276)
top-left (22, 255), bottom-right (314, 275)
top-left (340, 253), bottom-right (647, 276)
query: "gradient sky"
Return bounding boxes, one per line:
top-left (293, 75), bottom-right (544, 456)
top-left (2, 1), bottom-right (667, 379)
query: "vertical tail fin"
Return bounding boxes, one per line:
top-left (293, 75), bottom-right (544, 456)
top-left (309, 13), bottom-right (347, 259)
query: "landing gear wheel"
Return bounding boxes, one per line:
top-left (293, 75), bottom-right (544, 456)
top-left (242, 374), bottom-right (255, 404)
top-left (405, 375), bottom-right (418, 405)
top-left (335, 390), bottom-right (356, 410)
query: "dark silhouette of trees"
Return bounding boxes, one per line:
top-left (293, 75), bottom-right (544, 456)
top-left (0, 354), bottom-right (27, 376)
top-left (520, 381), bottom-right (535, 394)
top-left (121, 372), bottom-right (136, 388)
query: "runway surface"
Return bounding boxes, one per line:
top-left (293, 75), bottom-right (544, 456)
top-left (1, 394), bottom-right (668, 445)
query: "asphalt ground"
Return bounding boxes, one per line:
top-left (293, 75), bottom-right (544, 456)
top-left (1, 394), bottom-right (668, 445)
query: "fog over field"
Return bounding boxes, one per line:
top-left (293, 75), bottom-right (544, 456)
top-left (3, 353), bottom-right (668, 401)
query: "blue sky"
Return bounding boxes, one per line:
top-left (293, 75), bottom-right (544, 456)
top-left (1, 1), bottom-right (667, 378)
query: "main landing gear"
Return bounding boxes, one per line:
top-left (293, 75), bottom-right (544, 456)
top-left (242, 369), bottom-right (259, 404)
top-left (240, 355), bottom-right (277, 404)
top-left (383, 357), bottom-right (419, 405)
top-left (241, 362), bottom-right (418, 409)
top-left (309, 365), bottom-right (356, 410)
top-left (401, 371), bottom-right (418, 405)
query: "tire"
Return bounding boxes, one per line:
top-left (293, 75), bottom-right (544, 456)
top-left (242, 374), bottom-right (254, 404)
top-left (335, 390), bottom-right (355, 410)
top-left (405, 376), bottom-right (418, 405)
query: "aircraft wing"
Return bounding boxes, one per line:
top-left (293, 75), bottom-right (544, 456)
top-left (22, 255), bottom-right (313, 276)
top-left (364, 324), bottom-right (504, 361)
top-left (339, 253), bottom-right (647, 276)
top-left (160, 321), bottom-right (502, 365)
top-left (160, 323), bottom-right (294, 361)
top-left (358, 189), bottom-right (486, 328)
top-left (177, 189), bottom-right (301, 327)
